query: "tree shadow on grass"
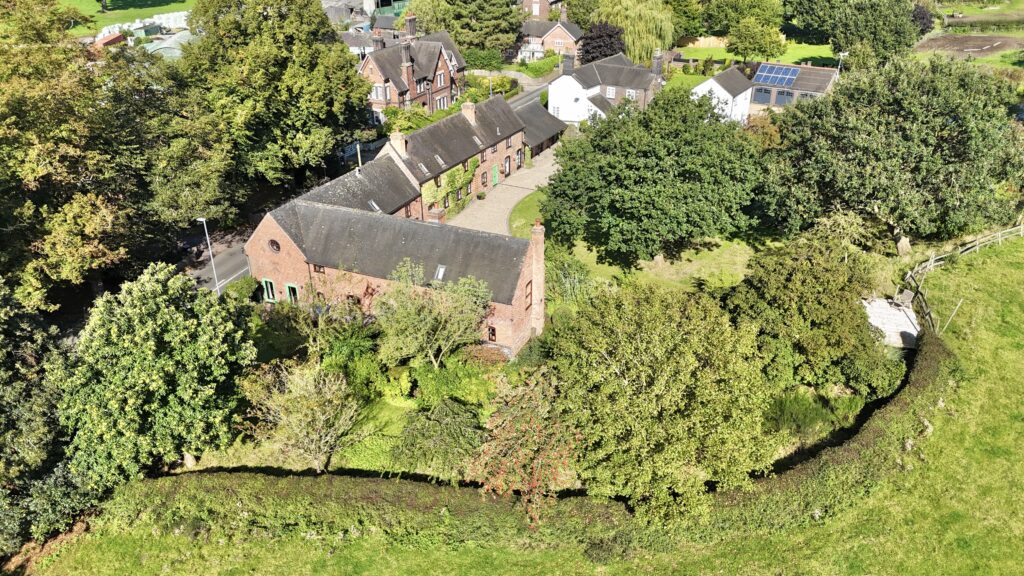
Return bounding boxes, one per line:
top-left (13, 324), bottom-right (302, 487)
top-left (107, 0), bottom-right (191, 12)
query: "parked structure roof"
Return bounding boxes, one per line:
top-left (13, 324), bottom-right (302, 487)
top-left (514, 101), bottom-right (567, 147)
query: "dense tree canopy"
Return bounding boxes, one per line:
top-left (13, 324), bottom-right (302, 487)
top-left (787, 0), bottom-right (918, 60)
top-left (761, 57), bottom-right (1024, 238)
top-left (551, 283), bottom-right (781, 521)
top-left (542, 90), bottom-right (762, 268)
top-left (564, 0), bottom-right (600, 28)
top-left (665, 0), bottom-right (704, 40)
top-left (592, 0), bottom-right (674, 64)
top-left (55, 264), bottom-right (256, 491)
top-left (705, 0), bottom-right (783, 35)
top-left (729, 234), bottom-right (905, 402)
top-left (411, 0), bottom-right (524, 51)
top-left (578, 23), bottom-right (627, 65)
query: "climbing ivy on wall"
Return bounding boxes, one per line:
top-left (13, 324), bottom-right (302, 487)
top-left (421, 158), bottom-right (481, 208)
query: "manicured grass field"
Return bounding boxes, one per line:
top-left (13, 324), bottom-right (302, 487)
top-left (663, 72), bottom-right (713, 92)
top-left (35, 237), bottom-right (1024, 575)
top-left (59, 0), bottom-right (196, 36)
top-left (678, 42), bottom-right (836, 66)
top-left (938, 0), bottom-right (1024, 17)
top-left (510, 190), bottom-right (755, 291)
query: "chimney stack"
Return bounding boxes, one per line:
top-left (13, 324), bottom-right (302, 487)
top-left (390, 129), bottom-right (407, 158)
top-left (530, 219), bottom-right (546, 337)
top-left (461, 100), bottom-right (477, 125)
top-left (372, 28), bottom-right (384, 51)
top-left (559, 3), bottom-right (567, 20)
top-left (651, 49), bottom-right (663, 78)
top-left (405, 12), bottom-right (417, 37)
top-left (400, 39), bottom-right (412, 65)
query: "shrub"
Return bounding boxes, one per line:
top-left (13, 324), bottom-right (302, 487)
top-left (0, 488), bottom-right (25, 557)
top-left (410, 358), bottom-right (494, 409)
top-left (464, 48), bottom-right (504, 70)
top-left (25, 464), bottom-right (96, 541)
top-left (767, 390), bottom-right (834, 439)
top-left (391, 399), bottom-right (485, 483)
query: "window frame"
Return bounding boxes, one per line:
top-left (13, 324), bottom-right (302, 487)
top-left (752, 87), bottom-right (772, 104)
top-left (605, 86), bottom-right (616, 98)
top-left (262, 279), bottom-right (276, 302)
top-left (286, 284), bottom-right (299, 304)
top-left (525, 280), bottom-right (533, 310)
top-left (313, 264), bottom-right (326, 274)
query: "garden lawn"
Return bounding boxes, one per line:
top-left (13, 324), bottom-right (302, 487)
top-left (663, 72), bottom-right (712, 92)
top-left (60, 0), bottom-right (196, 36)
top-left (679, 42), bottom-right (836, 66)
top-left (503, 54), bottom-right (561, 78)
top-left (34, 238), bottom-right (1024, 575)
top-left (510, 190), bottom-right (755, 291)
top-left (938, 0), bottom-right (1024, 17)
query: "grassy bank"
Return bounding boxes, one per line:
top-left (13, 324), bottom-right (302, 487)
top-left (678, 42), bottom-right (835, 66)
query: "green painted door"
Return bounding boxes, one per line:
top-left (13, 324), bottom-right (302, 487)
top-left (491, 165), bottom-right (499, 185)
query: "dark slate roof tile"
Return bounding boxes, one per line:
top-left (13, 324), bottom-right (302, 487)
top-left (301, 156), bottom-right (419, 215)
top-left (515, 101), bottom-right (567, 146)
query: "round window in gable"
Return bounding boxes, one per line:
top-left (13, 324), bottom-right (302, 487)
top-left (269, 239), bottom-right (281, 252)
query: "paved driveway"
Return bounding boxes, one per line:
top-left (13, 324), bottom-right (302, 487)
top-left (447, 146), bottom-right (558, 235)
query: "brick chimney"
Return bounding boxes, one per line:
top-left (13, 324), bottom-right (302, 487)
top-left (405, 12), bottom-right (417, 37)
top-left (530, 219), bottom-right (545, 337)
top-left (372, 28), bottom-right (384, 51)
top-left (461, 100), bottom-right (477, 125)
top-left (400, 39), bottom-right (414, 95)
top-left (390, 129), bottom-right (407, 158)
top-left (559, 3), bottom-right (567, 21)
top-left (652, 49), bottom-right (663, 78)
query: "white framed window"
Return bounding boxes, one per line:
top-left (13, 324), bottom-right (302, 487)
top-left (605, 86), bottom-right (616, 98)
top-left (626, 89), bottom-right (637, 100)
top-left (436, 96), bottom-right (448, 110)
top-left (436, 72), bottom-right (445, 87)
top-left (551, 106), bottom-right (559, 116)
top-left (371, 84), bottom-right (385, 100)
top-left (417, 79), bottom-right (430, 92)
top-left (532, 2), bottom-right (539, 16)
top-left (554, 39), bottom-right (564, 49)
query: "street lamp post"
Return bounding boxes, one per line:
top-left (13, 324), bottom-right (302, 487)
top-left (196, 217), bottom-right (221, 295)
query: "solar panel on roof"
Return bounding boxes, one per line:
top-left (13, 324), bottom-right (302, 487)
top-left (754, 65), bottom-right (801, 88)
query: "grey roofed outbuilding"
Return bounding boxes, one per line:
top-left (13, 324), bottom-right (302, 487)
top-left (571, 53), bottom-right (656, 90)
top-left (269, 202), bottom-right (530, 304)
top-left (521, 19), bottom-right (584, 40)
top-left (514, 101), bottom-right (567, 147)
top-left (587, 93), bottom-right (613, 114)
top-left (752, 62), bottom-right (838, 94)
top-left (400, 95), bottom-right (526, 183)
top-left (709, 66), bottom-right (753, 98)
top-left (301, 155), bottom-right (419, 215)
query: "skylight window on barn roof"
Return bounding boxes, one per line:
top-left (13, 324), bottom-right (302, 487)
top-left (434, 264), bottom-right (446, 281)
top-left (472, 135), bottom-right (482, 147)
top-left (434, 154), bottom-right (447, 168)
top-left (418, 162), bottom-right (430, 175)
top-left (368, 200), bottom-right (382, 212)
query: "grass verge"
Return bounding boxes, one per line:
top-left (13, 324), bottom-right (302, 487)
top-left (60, 0), bottom-right (196, 36)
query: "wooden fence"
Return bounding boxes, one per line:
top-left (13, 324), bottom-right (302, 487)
top-left (902, 223), bottom-right (1024, 333)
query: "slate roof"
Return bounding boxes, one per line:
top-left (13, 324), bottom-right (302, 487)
top-left (752, 62), bottom-right (838, 94)
top-left (269, 203), bottom-right (530, 304)
top-left (521, 20), bottom-right (584, 40)
top-left (709, 66), bottom-right (752, 98)
top-left (341, 30), bottom-right (400, 50)
top-left (400, 96), bottom-right (526, 183)
top-left (420, 31), bottom-right (467, 70)
top-left (364, 34), bottom-right (464, 92)
top-left (571, 53), bottom-right (656, 90)
top-left (514, 101), bottom-right (567, 147)
top-left (374, 15), bottom-right (398, 30)
top-left (301, 156), bottom-right (419, 215)
top-left (587, 93), bottom-right (613, 114)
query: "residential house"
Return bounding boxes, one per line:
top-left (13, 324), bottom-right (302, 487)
top-left (243, 96), bottom-right (544, 354)
top-left (692, 62), bottom-right (839, 123)
top-left (521, 0), bottom-right (561, 20)
top-left (514, 101), bottom-right (567, 156)
top-left (358, 18), bottom-right (466, 122)
top-left (380, 96), bottom-right (527, 221)
top-left (517, 17), bottom-right (584, 62)
top-left (547, 52), bottom-right (663, 123)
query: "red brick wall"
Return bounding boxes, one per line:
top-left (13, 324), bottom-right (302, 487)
top-left (542, 27), bottom-right (578, 55)
top-left (245, 208), bottom-right (544, 354)
top-left (362, 50), bottom-right (464, 114)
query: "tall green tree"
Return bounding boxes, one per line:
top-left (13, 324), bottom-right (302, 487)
top-left (578, 23), bottom-right (627, 65)
top-left (761, 57), bottom-right (1024, 238)
top-left (156, 0), bottom-right (371, 224)
top-left (392, 398), bottom-right (485, 483)
top-left (726, 16), bottom-right (787, 61)
top-left (55, 263), bottom-right (256, 491)
top-left (542, 89), bottom-right (763, 269)
top-left (564, 0), bottom-right (600, 28)
top-left (592, 0), bottom-right (674, 64)
top-left (551, 283), bottom-right (782, 521)
top-left (705, 0), bottom-right (783, 35)
top-left (728, 234), bottom-right (905, 403)
top-left (406, 0), bottom-right (457, 34)
top-left (446, 0), bottom-right (525, 51)
top-left (665, 0), bottom-right (704, 39)
top-left (376, 260), bottom-right (492, 369)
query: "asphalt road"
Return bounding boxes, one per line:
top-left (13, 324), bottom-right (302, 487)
top-left (192, 242), bottom-right (249, 294)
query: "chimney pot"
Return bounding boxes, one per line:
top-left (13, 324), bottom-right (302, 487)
top-left (405, 12), bottom-right (417, 37)
top-left (390, 130), bottom-right (407, 158)
top-left (400, 39), bottom-right (412, 66)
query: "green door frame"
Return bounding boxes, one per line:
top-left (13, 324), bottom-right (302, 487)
top-left (491, 165), bottom-right (499, 185)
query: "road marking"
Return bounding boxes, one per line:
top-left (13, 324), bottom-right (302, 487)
top-left (217, 266), bottom-right (250, 289)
